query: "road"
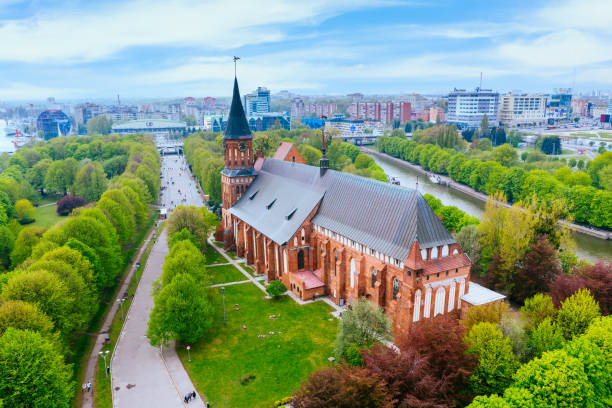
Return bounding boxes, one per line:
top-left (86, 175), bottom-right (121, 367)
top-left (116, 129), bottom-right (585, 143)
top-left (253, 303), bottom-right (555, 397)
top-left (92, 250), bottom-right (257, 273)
top-left (110, 152), bottom-right (205, 408)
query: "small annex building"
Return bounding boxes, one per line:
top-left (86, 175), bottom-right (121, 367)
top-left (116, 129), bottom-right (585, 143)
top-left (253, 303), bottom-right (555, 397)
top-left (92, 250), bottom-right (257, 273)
top-left (219, 75), bottom-right (474, 337)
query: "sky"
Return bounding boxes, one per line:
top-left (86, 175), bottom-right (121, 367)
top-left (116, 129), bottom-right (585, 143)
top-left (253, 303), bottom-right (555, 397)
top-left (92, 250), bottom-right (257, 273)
top-left (0, 0), bottom-right (611, 101)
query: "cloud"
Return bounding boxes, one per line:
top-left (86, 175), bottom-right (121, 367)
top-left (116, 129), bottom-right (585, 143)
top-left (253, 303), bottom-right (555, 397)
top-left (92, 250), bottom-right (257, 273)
top-left (0, 82), bottom-right (86, 99)
top-left (0, 0), bottom-right (389, 63)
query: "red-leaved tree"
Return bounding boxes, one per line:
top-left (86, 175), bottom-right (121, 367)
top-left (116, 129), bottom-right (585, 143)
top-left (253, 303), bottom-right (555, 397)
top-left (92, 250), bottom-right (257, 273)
top-left (292, 365), bottom-right (394, 408)
top-left (398, 313), bottom-right (476, 406)
top-left (56, 195), bottom-right (88, 216)
top-left (580, 261), bottom-right (612, 315)
top-left (513, 235), bottom-right (561, 302)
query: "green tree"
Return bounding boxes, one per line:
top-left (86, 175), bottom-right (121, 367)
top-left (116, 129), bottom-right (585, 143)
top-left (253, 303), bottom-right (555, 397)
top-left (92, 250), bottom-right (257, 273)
top-left (298, 144), bottom-right (322, 166)
top-left (0, 328), bottom-right (73, 408)
top-left (161, 240), bottom-right (208, 287)
top-left (465, 322), bottom-right (519, 396)
top-left (587, 151), bottom-right (612, 188)
top-left (513, 349), bottom-right (594, 407)
top-left (44, 160), bottom-right (70, 196)
top-left (333, 297), bottom-right (392, 360)
top-left (480, 114), bottom-right (489, 137)
top-left (0, 300), bottom-right (54, 337)
top-left (597, 164), bottom-right (612, 192)
top-left (86, 116), bottom-right (112, 135)
top-left (455, 224), bottom-right (482, 268)
top-left (520, 293), bottom-right (556, 330)
top-left (266, 280), bottom-right (287, 298)
top-left (25, 158), bottom-right (52, 194)
top-left (14, 199), bottom-right (35, 225)
top-left (568, 157), bottom-right (577, 168)
top-left (526, 317), bottom-right (565, 358)
top-left (556, 289), bottom-right (601, 339)
top-left (493, 144), bottom-right (518, 167)
top-left (168, 206), bottom-right (214, 248)
top-left (147, 273), bottom-right (214, 346)
top-left (72, 161), bottom-right (108, 201)
top-left (354, 153), bottom-right (374, 169)
top-left (10, 226), bottom-right (45, 267)
top-left (0, 226), bottom-right (15, 270)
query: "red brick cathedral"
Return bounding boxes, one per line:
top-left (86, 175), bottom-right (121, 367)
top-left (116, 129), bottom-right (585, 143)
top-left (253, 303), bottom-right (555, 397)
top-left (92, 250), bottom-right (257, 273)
top-left (220, 76), bottom-right (472, 336)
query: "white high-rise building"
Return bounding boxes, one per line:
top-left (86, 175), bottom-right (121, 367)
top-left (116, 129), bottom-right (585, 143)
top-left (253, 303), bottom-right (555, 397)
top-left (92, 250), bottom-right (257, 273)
top-left (498, 94), bottom-right (547, 127)
top-left (447, 88), bottom-right (499, 129)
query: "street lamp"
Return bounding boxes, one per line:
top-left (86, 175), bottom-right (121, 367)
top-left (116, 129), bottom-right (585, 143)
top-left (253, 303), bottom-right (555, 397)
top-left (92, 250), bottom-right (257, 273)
top-left (186, 345), bottom-right (191, 362)
top-left (99, 350), bottom-right (110, 378)
top-left (222, 286), bottom-right (226, 326)
top-left (116, 298), bottom-right (126, 320)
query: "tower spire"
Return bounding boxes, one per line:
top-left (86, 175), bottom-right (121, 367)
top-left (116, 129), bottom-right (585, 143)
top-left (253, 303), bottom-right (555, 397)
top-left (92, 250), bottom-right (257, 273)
top-left (233, 56), bottom-right (240, 77)
top-left (319, 115), bottom-right (329, 176)
top-left (223, 65), bottom-right (251, 140)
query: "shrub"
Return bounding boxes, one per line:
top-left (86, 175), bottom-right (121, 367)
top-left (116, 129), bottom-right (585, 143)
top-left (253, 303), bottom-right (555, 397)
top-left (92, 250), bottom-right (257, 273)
top-left (15, 199), bottom-right (35, 224)
top-left (56, 195), bottom-right (88, 216)
top-left (266, 280), bottom-right (287, 298)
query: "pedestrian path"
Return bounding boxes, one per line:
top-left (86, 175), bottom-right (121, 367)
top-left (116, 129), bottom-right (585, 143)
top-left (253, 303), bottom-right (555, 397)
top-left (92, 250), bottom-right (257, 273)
top-left (111, 229), bottom-right (204, 408)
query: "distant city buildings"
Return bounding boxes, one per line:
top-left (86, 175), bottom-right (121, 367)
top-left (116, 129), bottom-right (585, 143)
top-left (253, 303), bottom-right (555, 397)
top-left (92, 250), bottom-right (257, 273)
top-left (347, 101), bottom-right (411, 124)
top-left (247, 113), bottom-right (290, 132)
top-left (243, 87), bottom-right (271, 116)
top-left (36, 110), bottom-right (71, 139)
top-left (546, 88), bottom-right (572, 120)
top-left (428, 106), bottom-right (445, 123)
top-left (498, 94), bottom-right (547, 127)
top-left (291, 98), bottom-right (337, 118)
top-left (447, 88), bottom-right (499, 129)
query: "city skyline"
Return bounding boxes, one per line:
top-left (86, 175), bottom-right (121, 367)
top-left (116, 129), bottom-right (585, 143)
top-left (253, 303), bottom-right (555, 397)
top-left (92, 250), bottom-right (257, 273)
top-left (0, 0), bottom-right (611, 100)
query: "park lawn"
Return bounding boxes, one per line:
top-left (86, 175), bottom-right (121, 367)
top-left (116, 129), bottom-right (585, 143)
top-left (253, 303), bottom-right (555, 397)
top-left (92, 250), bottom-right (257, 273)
top-left (207, 264), bottom-right (246, 284)
top-left (242, 265), bottom-right (257, 277)
top-left (32, 204), bottom-right (63, 228)
top-left (178, 283), bottom-right (337, 408)
top-left (205, 244), bottom-right (228, 264)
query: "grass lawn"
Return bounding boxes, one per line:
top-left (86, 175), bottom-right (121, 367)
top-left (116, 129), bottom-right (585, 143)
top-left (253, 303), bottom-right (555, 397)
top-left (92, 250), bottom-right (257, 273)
top-left (32, 204), bottom-right (63, 228)
top-left (242, 265), bottom-right (257, 277)
top-left (178, 283), bottom-right (337, 408)
top-left (208, 264), bottom-right (247, 284)
top-left (205, 244), bottom-right (228, 265)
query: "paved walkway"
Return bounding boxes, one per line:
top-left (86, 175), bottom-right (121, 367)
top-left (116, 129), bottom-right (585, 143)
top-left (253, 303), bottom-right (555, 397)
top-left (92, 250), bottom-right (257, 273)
top-left (82, 227), bottom-right (155, 408)
top-left (111, 229), bottom-right (204, 408)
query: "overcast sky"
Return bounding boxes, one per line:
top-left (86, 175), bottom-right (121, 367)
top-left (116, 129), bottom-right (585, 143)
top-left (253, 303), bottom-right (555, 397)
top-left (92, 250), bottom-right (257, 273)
top-left (0, 0), bottom-right (611, 101)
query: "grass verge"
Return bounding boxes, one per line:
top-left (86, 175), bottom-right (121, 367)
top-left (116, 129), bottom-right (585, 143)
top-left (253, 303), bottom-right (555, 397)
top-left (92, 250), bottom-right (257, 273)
top-left (178, 283), bottom-right (337, 408)
top-left (208, 264), bottom-right (247, 285)
top-left (32, 204), bottom-right (62, 228)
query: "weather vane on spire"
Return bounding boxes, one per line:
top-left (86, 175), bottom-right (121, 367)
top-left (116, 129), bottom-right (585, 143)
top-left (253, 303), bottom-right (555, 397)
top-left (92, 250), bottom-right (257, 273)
top-left (233, 56), bottom-right (240, 76)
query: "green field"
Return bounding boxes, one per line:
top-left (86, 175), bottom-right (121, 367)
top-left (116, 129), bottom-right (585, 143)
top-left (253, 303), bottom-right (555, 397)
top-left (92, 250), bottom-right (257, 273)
top-left (32, 204), bottom-right (63, 228)
top-left (178, 283), bottom-right (337, 408)
top-left (205, 244), bottom-right (228, 264)
top-left (208, 264), bottom-right (247, 285)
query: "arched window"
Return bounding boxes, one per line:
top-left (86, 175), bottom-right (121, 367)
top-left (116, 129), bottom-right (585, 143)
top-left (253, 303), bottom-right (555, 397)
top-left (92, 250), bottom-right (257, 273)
top-left (392, 278), bottom-right (400, 300)
top-left (420, 249), bottom-right (427, 261)
top-left (294, 237), bottom-right (298, 246)
top-left (371, 268), bottom-right (377, 288)
top-left (282, 249), bottom-right (287, 276)
top-left (458, 280), bottom-right (465, 309)
top-left (320, 242), bottom-right (324, 255)
top-left (441, 245), bottom-right (449, 257)
top-left (452, 248), bottom-right (459, 255)
top-left (275, 246), bottom-right (279, 275)
top-left (413, 289), bottom-right (421, 322)
top-left (448, 285), bottom-right (456, 312)
top-left (431, 247), bottom-right (438, 259)
top-left (301, 228), bottom-right (305, 244)
top-left (334, 250), bottom-right (338, 276)
top-left (424, 287), bottom-right (432, 318)
top-left (252, 230), bottom-right (257, 257)
top-left (235, 186), bottom-right (240, 194)
top-left (434, 287), bottom-right (446, 316)
top-left (350, 258), bottom-right (356, 288)
top-left (297, 250), bottom-right (305, 270)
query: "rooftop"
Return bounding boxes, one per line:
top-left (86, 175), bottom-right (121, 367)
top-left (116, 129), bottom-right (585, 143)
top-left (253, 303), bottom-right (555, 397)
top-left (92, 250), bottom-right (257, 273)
top-left (461, 282), bottom-right (506, 306)
top-left (111, 119), bottom-right (186, 130)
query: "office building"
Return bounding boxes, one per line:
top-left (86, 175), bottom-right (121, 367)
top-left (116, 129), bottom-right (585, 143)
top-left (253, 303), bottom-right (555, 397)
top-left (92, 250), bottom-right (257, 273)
top-left (447, 88), bottom-right (499, 129)
top-left (243, 87), bottom-right (271, 116)
top-left (498, 94), bottom-right (547, 127)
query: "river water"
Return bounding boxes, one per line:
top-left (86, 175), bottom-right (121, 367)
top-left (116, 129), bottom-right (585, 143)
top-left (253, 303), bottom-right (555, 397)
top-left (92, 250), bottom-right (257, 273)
top-left (372, 153), bottom-right (612, 263)
top-left (0, 120), bottom-right (17, 154)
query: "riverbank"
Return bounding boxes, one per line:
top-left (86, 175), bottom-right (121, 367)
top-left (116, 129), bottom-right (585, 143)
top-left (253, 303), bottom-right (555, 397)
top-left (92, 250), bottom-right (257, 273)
top-left (363, 147), bottom-right (612, 241)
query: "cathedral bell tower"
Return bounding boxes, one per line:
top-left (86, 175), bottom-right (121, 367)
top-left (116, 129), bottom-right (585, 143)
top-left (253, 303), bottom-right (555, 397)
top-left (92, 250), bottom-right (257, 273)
top-left (221, 74), bottom-right (256, 228)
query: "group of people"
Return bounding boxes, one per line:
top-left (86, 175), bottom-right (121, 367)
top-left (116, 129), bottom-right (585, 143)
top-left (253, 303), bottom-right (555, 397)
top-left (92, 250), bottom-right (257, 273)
top-left (184, 390), bottom-right (197, 403)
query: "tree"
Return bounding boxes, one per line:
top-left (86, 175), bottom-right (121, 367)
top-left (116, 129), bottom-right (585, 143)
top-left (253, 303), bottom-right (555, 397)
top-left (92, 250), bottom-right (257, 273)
top-left (14, 199), bottom-right (35, 225)
top-left (168, 206), bottom-right (214, 249)
top-left (26, 158), bottom-right (52, 195)
top-left (9, 226), bottom-right (45, 266)
top-left (513, 349), bottom-right (594, 407)
top-left (465, 322), bottom-right (519, 396)
top-left (56, 195), bottom-right (87, 216)
top-left (577, 261), bottom-right (612, 315)
top-left (161, 240), bottom-right (208, 287)
top-left (266, 280), bottom-right (287, 298)
top-left (0, 226), bottom-right (15, 270)
top-left (461, 300), bottom-right (510, 333)
top-left (587, 151), bottom-right (612, 188)
top-left (168, 228), bottom-right (200, 250)
top-left (44, 160), bottom-right (71, 196)
top-left (526, 317), bottom-right (565, 358)
top-left (333, 298), bottom-right (392, 360)
top-left (72, 162), bottom-right (108, 201)
top-left (298, 145), bottom-right (322, 166)
top-left (292, 366), bottom-right (393, 408)
top-left (354, 153), bottom-right (374, 169)
top-left (0, 300), bottom-right (54, 338)
top-left (492, 144), bottom-right (517, 167)
top-left (539, 136), bottom-right (561, 155)
top-left (513, 236), bottom-right (561, 302)
top-left (398, 314), bottom-right (476, 406)
top-left (520, 293), bottom-right (556, 330)
top-left (556, 289), bottom-right (601, 339)
top-left (0, 328), bottom-right (73, 408)
top-left (86, 116), bottom-right (112, 135)
top-left (480, 114), bottom-right (489, 137)
top-left (361, 345), bottom-right (443, 407)
top-left (147, 273), bottom-right (214, 346)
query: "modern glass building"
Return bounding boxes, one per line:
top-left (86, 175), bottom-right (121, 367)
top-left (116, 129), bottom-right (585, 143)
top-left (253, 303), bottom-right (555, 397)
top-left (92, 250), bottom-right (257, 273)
top-left (243, 87), bottom-right (271, 116)
top-left (36, 110), bottom-right (71, 140)
top-left (447, 88), bottom-right (499, 129)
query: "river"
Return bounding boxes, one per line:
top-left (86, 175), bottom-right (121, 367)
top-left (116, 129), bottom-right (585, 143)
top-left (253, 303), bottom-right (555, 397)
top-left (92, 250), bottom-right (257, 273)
top-left (0, 120), bottom-right (17, 154)
top-left (372, 153), bottom-right (612, 263)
